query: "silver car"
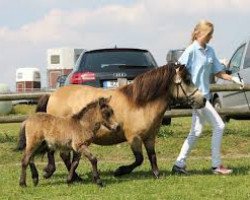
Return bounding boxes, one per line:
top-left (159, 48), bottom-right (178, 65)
top-left (214, 38), bottom-right (250, 120)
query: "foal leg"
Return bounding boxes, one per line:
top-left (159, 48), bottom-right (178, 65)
top-left (79, 145), bottom-right (103, 187)
top-left (67, 152), bottom-right (81, 184)
top-left (114, 136), bottom-right (143, 176)
top-left (144, 138), bottom-right (160, 178)
top-left (19, 151), bottom-right (33, 187)
top-left (43, 150), bottom-right (56, 179)
top-left (29, 157), bottom-right (39, 186)
top-left (60, 151), bottom-right (82, 182)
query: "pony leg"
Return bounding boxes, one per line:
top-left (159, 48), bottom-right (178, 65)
top-left (114, 136), bottom-right (143, 176)
top-left (43, 150), bottom-right (56, 179)
top-left (67, 152), bottom-right (81, 184)
top-left (29, 157), bottom-right (39, 186)
top-left (60, 151), bottom-right (83, 182)
top-left (144, 138), bottom-right (160, 178)
top-left (79, 145), bottom-right (103, 187)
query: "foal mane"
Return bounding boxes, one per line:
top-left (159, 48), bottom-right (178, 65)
top-left (120, 64), bottom-right (177, 105)
top-left (72, 98), bottom-right (100, 120)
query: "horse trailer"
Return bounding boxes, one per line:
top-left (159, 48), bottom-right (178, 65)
top-left (16, 68), bottom-right (41, 93)
top-left (47, 48), bottom-right (84, 88)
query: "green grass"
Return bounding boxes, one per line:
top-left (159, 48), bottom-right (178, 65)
top-left (0, 116), bottom-right (250, 199)
top-left (9, 104), bottom-right (36, 115)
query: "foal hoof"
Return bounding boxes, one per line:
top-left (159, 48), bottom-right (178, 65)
top-left (72, 174), bottom-right (83, 182)
top-left (67, 175), bottom-right (83, 184)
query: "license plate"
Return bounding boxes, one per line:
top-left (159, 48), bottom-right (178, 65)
top-left (103, 80), bottom-right (118, 88)
top-left (103, 79), bottom-right (132, 88)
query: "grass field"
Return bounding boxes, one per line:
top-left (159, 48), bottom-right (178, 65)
top-left (0, 113), bottom-right (250, 199)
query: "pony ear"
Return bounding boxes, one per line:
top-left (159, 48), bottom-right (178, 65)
top-left (107, 95), bottom-right (112, 102)
top-left (98, 97), bottom-right (106, 108)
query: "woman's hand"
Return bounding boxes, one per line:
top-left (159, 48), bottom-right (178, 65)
top-left (231, 76), bottom-right (244, 89)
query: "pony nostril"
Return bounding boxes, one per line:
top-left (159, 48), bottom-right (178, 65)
top-left (203, 98), bottom-right (207, 104)
top-left (111, 124), bottom-right (120, 132)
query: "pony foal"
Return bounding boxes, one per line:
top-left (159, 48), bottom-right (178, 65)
top-left (18, 97), bottom-right (119, 187)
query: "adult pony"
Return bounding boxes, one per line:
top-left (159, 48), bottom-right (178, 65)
top-left (37, 63), bottom-right (206, 180)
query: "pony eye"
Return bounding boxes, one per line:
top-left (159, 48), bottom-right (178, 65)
top-left (103, 110), bottom-right (111, 118)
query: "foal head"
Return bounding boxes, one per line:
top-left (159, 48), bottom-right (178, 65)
top-left (95, 97), bottom-right (120, 132)
top-left (73, 97), bottom-right (120, 132)
top-left (171, 64), bottom-right (206, 109)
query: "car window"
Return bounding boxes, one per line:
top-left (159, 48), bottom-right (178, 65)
top-left (228, 44), bottom-right (246, 73)
top-left (166, 49), bottom-right (185, 63)
top-left (80, 50), bottom-right (157, 71)
top-left (243, 43), bottom-right (250, 69)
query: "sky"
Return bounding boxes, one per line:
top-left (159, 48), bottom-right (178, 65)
top-left (0, 0), bottom-right (250, 91)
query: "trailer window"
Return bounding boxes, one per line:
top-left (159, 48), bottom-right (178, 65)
top-left (51, 55), bottom-right (60, 64)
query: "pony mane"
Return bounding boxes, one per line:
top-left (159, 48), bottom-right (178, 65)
top-left (72, 98), bottom-right (100, 120)
top-left (120, 64), bottom-right (177, 105)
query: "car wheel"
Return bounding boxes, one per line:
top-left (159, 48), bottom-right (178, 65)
top-left (213, 98), bottom-right (230, 123)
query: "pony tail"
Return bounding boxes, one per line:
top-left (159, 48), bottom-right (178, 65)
top-left (16, 122), bottom-right (26, 151)
top-left (35, 94), bottom-right (50, 113)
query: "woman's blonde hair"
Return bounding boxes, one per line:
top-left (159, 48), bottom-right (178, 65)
top-left (191, 20), bottom-right (214, 42)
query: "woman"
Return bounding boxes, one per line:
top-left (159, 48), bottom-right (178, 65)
top-left (172, 20), bottom-right (244, 175)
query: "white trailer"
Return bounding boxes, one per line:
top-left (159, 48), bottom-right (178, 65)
top-left (47, 48), bottom-right (84, 88)
top-left (16, 68), bottom-right (41, 92)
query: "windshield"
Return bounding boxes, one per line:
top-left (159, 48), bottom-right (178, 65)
top-left (79, 50), bottom-right (157, 71)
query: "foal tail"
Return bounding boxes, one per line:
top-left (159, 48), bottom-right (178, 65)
top-left (17, 122), bottom-right (26, 151)
top-left (35, 94), bottom-right (50, 113)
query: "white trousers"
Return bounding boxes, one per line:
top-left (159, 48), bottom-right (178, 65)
top-left (175, 101), bottom-right (225, 168)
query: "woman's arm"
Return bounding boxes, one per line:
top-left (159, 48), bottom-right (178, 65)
top-left (215, 71), bottom-right (244, 87)
top-left (215, 71), bottom-right (232, 81)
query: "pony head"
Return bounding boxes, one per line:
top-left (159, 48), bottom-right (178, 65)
top-left (172, 64), bottom-right (206, 109)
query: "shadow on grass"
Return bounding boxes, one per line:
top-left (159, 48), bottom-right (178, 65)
top-left (40, 169), bottom-right (172, 187)
top-left (39, 165), bottom-right (250, 187)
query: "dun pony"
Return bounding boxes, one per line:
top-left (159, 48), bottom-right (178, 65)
top-left (18, 97), bottom-right (119, 187)
top-left (36, 64), bottom-right (206, 181)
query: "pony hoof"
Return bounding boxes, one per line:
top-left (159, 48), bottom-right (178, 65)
top-left (43, 171), bottom-right (53, 179)
top-left (33, 178), bottom-right (39, 186)
top-left (114, 166), bottom-right (131, 177)
top-left (19, 182), bottom-right (27, 187)
top-left (67, 178), bottom-right (75, 185)
top-left (95, 179), bottom-right (104, 187)
top-left (153, 171), bottom-right (160, 179)
top-left (43, 166), bottom-right (55, 179)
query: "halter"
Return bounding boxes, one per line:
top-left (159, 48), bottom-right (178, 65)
top-left (175, 80), bottom-right (199, 106)
top-left (173, 65), bottom-right (199, 107)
